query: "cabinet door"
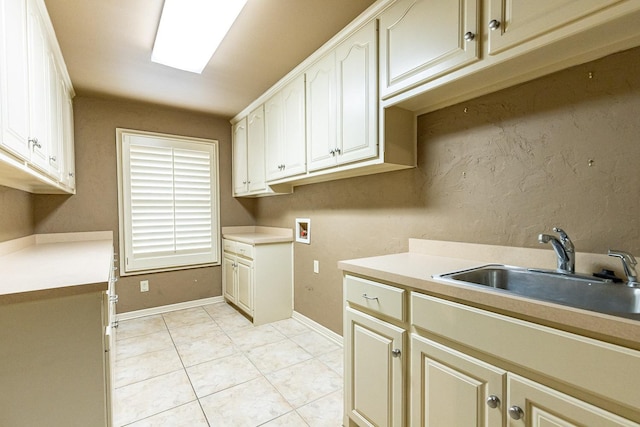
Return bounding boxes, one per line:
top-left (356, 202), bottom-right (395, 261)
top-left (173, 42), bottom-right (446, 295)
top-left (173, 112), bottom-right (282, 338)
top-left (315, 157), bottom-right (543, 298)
top-left (26, 0), bottom-right (50, 172)
top-left (222, 255), bottom-right (237, 303)
top-left (507, 373), bottom-right (638, 426)
top-left (0, 0), bottom-right (31, 160)
top-left (232, 117), bottom-right (248, 195)
top-left (306, 52), bottom-right (337, 172)
top-left (60, 80), bottom-right (75, 190)
top-left (379, 0), bottom-right (479, 99)
top-left (247, 105), bottom-right (266, 192)
top-left (281, 75), bottom-right (306, 178)
top-left (47, 52), bottom-right (62, 180)
top-left (236, 258), bottom-right (253, 316)
top-left (345, 306), bottom-right (405, 427)
top-left (487, 0), bottom-right (625, 55)
top-left (335, 19), bottom-right (378, 166)
top-left (411, 334), bottom-right (505, 427)
top-left (264, 91), bottom-right (283, 181)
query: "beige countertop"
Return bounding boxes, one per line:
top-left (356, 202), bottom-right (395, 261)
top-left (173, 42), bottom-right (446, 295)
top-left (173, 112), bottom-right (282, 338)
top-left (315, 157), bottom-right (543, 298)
top-left (222, 226), bottom-right (293, 244)
top-left (0, 232), bottom-right (114, 304)
top-left (338, 239), bottom-right (640, 350)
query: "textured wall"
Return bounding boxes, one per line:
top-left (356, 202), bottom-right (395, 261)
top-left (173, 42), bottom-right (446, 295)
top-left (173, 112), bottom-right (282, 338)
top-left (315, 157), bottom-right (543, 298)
top-left (254, 47), bottom-right (640, 334)
top-left (0, 186), bottom-right (33, 242)
top-left (33, 96), bottom-right (256, 313)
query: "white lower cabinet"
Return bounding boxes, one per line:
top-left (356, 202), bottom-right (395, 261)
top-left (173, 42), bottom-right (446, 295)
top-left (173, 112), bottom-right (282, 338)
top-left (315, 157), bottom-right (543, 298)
top-left (345, 307), bottom-right (405, 427)
top-left (222, 238), bottom-right (292, 325)
top-left (410, 335), bottom-right (505, 427)
top-left (344, 275), bottom-right (407, 427)
top-left (343, 274), bottom-right (640, 426)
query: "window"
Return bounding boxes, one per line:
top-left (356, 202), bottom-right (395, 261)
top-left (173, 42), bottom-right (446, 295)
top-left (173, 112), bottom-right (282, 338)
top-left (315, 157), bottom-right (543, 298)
top-left (116, 128), bottom-right (220, 275)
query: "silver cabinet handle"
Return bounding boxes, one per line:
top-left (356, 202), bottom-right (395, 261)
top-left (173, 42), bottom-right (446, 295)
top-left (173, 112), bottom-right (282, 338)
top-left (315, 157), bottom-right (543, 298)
top-left (334, 147), bottom-right (341, 155)
top-left (464, 31), bottom-right (475, 41)
top-left (68, 172), bottom-right (75, 178)
top-left (362, 293), bottom-right (379, 301)
top-left (391, 348), bottom-right (401, 358)
top-left (508, 405), bottom-right (524, 420)
top-left (486, 395), bottom-right (500, 408)
top-left (489, 19), bottom-right (501, 30)
top-left (29, 138), bottom-right (41, 149)
top-left (49, 156), bottom-right (56, 162)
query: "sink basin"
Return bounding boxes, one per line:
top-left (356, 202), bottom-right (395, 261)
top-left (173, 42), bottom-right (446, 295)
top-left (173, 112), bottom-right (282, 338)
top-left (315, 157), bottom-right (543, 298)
top-left (434, 265), bottom-right (640, 320)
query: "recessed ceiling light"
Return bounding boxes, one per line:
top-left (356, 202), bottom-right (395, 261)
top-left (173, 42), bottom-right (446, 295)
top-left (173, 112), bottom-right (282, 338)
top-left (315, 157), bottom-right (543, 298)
top-left (151, 0), bottom-right (247, 74)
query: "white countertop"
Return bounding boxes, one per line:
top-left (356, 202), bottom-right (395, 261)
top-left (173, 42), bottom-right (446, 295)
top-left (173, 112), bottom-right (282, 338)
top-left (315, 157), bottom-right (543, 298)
top-left (0, 232), bottom-right (114, 304)
top-left (338, 239), bottom-right (640, 350)
top-left (222, 226), bottom-right (293, 244)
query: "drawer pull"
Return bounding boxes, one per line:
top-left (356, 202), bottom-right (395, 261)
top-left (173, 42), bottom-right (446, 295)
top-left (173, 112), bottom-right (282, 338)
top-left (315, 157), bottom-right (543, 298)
top-left (391, 348), bottom-right (401, 358)
top-left (362, 293), bottom-right (379, 301)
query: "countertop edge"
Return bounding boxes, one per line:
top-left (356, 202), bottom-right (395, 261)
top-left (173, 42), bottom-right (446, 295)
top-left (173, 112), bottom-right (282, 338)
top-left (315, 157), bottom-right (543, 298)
top-left (338, 252), bottom-right (640, 350)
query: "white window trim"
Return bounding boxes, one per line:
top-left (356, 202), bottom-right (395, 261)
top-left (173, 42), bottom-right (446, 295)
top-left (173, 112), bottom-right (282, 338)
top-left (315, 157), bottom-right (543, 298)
top-left (116, 128), bottom-right (221, 276)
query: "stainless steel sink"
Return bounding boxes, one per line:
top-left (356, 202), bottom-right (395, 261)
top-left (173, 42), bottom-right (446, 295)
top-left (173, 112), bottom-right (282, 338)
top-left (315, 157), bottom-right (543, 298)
top-left (434, 264), bottom-right (640, 320)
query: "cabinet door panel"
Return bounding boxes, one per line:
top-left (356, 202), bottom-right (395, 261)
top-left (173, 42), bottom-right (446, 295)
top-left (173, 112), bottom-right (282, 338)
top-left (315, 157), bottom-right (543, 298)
top-left (281, 76), bottom-right (306, 178)
top-left (222, 255), bottom-right (236, 303)
top-left (264, 92), bottom-right (284, 180)
top-left (247, 105), bottom-right (266, 192)
top-left (27, 0), bottom-right (50, 172)
top-left (487, 0), bottom-right (625, 55)
top-left (336, 20), bottom-right (378, 165)
top-left (306, 52), bottom-right (337, 172)
top-left (379, 0), bottom-right (479, 99)
top-left (345, 307), bottom-right (404, 427)
top-left (507, 373), bottom-right (638, 427)
top-left (232, 118), bottom-right (248, 195)
top-left (0, 0), bottom-right (31, 159)
top-left (411, 334), bottom-right (505, 427)
top-left (236, 259), bottom-right (253, 315)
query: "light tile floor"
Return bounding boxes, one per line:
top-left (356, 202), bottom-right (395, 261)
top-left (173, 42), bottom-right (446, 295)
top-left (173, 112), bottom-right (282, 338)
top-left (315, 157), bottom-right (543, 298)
top-left (114, 302), bottom-right (344, 426)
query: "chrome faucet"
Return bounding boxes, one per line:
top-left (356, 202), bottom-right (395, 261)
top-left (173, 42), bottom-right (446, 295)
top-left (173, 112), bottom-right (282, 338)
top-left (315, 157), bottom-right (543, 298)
top-left (608, 250), bottom-right (639, 287)
top-left (538, 227), bottom-right (575, 274)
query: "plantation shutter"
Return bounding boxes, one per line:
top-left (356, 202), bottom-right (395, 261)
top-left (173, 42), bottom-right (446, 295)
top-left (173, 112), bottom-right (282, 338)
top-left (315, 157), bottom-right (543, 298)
top-left (118, 129), bottom-right (220, 274)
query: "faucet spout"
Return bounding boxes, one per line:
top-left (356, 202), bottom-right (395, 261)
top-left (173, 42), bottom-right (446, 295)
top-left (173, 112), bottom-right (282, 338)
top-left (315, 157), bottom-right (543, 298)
top-left (538, 227), bottom-right (575, 274)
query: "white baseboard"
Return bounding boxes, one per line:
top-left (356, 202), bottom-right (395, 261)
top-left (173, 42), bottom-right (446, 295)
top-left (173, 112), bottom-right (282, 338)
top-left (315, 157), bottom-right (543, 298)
top-left (117, 296), bottom-right (225, 321)
top-left (117, 298), bottom-right (344, 348)
top-left (292, 311), bottom-right (343, 347)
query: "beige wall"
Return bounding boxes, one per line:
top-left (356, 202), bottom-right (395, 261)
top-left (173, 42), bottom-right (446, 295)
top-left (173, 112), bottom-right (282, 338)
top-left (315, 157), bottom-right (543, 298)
top-left (254, 47), bottom-right (640, 334)
top-left (0, 186), bottom-right (33, 241)
top-left (33, 96), bottom-right (256, 313)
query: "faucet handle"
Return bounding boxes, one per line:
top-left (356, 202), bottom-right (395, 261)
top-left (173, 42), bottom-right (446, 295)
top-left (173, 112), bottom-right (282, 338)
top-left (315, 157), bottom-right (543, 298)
top-left (608, 249), bottom-right (639, 285)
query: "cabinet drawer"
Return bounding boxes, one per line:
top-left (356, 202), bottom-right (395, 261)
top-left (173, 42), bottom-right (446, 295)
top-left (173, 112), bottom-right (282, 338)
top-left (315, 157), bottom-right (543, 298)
top-left (222, 239), bottom-right (236, 253)
top-left (345, 275), bottom-right (405, 321)
top-left (235, 242), bottom-right (254, 259)
top-left (222, 239), bottom-right (254, 259)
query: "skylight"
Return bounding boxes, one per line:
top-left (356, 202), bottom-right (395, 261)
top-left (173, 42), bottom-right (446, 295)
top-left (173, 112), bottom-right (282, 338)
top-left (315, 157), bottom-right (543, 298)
top-left (151, 0), bottom-right (248, 74)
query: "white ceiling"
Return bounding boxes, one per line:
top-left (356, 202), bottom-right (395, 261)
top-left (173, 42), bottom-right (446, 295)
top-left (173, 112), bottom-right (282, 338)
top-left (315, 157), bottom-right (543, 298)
top-left (43, 0), bottom-right (377, 118)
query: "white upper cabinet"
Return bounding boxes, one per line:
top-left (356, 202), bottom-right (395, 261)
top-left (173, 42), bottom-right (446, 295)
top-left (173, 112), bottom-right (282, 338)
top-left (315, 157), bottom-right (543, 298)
top-left (306, 51), bottom-right (337, 172)
top-left (246, 105), bottom-right (267, 193)
top-left (265, 75), bottom-right (306, 182)
top-left (0, 0), bottom-right (75, 194)
top-left (232, 117), bottom-right (248, 195)
top-left (60, 78), bottom-right (75, 190)
top-left (487, 0), bottom-right (625, 55)
top-left (335, 20), bottom-right (378, 167)
top-left (26, 0), bottom-right (50, 173)
top-left (307, 20), bottom-right (378, 173)
top-left (0, 0), bottom-right (31, 160)
top-left (379, 0), bottom-right (480, 99)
